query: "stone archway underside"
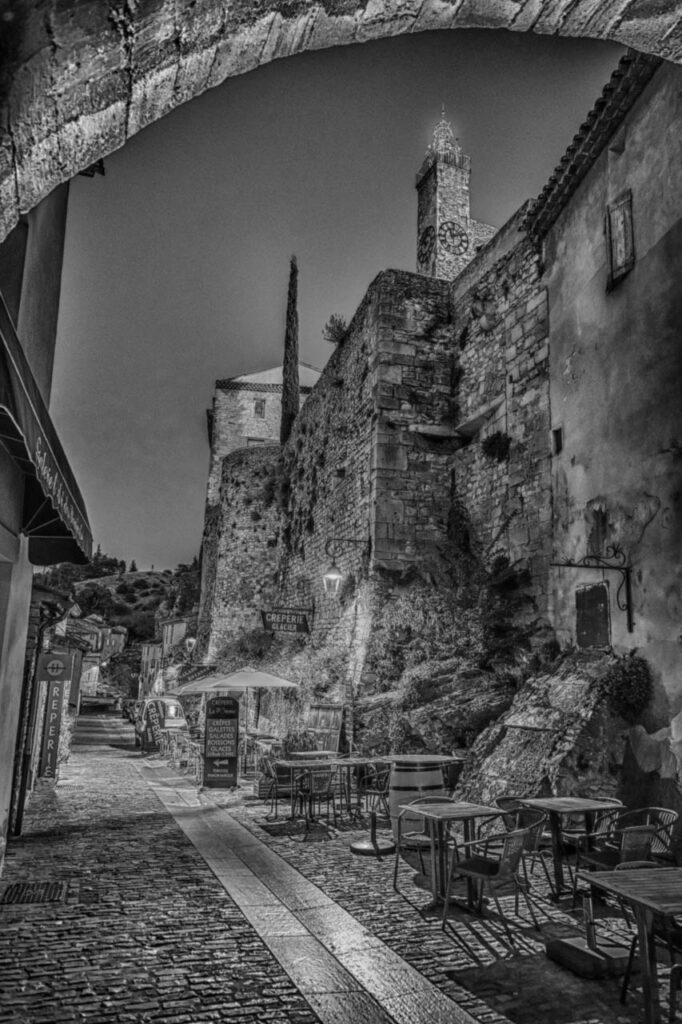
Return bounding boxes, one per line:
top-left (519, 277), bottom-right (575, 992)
top-left (2, 0), bottom-right (682, 242)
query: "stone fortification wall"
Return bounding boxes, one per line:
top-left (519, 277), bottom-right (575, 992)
top-left (273, 279), bottom-right (381, 690)
top-left (369, 272), bottom-right (455, 572)
top-left (199, 444), bottom-right (281, 662)
top-left (450, 234), bottom-right (552, 615)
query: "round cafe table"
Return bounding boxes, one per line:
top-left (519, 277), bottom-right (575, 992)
top-left (387, 754), bottom-right (461, 839)
top-left (288, 750), bottom-right (336, 760)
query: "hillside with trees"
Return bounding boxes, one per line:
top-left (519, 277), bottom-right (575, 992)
top-left (35, 550), bottom-right (200, 641)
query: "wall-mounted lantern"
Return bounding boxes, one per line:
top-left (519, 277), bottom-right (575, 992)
top-left (322, 538), bottom-right (364, 596)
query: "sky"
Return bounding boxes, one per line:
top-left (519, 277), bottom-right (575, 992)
top-left (50, 28), bottom-right (624, 570)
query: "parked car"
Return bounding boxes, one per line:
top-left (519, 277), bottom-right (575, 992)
top-left (134, 697), bottom-right (187, 753)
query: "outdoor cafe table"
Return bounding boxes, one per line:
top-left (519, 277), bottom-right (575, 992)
top-left (520, 796), bottom-right (623, 896)
top-left (398, 801), bottom-right (501, 909)
top-left (583, 867), bottom-right (682, 1024)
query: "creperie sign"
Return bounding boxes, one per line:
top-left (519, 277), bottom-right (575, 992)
top-left (39, 679), bottom-right (66, 778)
top-left (261, 607), bottom-right (310, 634)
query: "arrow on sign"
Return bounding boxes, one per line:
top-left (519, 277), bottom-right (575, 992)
top-left (213, 759), bottom-right (232, 767)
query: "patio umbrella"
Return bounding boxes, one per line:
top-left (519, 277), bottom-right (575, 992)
top-left (169, 667), bottom-right (298, 760)
top-left (169, 667), bottom-right (298, 696)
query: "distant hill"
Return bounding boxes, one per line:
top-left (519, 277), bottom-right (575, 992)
top-left (36, 556), bottom-right (200, 641)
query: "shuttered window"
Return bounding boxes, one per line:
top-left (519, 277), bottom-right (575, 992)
top-left (576, 582), bottom-right (611, 648)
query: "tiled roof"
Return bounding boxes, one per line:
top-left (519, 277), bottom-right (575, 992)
top-left (215, 381), bottom-right (314, 393)
top-left (523, 50), bottom-right (662, 244)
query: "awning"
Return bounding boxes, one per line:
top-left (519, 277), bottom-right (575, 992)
top-left (0, 296), bottom-right (92, 565)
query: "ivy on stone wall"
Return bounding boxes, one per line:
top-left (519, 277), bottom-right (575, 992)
top-left (601, 653), bottom-right (653, 723)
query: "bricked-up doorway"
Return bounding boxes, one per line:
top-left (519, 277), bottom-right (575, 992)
top-left (576, 582), bottom-right (611, 648)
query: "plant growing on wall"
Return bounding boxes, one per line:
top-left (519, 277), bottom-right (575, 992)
top-left (601, 653), bottom-right (653, 724)
top-left (322, 313), bottom-right (348, 344)
top-left (481, 430), bottom-right (511, 462)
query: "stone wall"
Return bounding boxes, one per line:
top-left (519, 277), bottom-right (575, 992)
top-left (450, 234), bottom-right (552, 616)
top-left (198, 444), bottom-right (281, 662)
top-left (543, 60), bottom-right (682, 715)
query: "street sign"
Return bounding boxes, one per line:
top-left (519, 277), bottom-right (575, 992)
top-left (203, 695), bottom-right (239, 789)
top-left (261, 607), bottom-right (310, 634)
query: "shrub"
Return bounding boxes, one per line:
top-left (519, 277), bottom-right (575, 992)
top-left (481, 431), bottom-right (511, 462)
top-left (602, 653), bottom-right (653, 723)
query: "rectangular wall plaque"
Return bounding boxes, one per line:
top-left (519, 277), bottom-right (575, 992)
top-left (261, 607), bottom-right (310, 634)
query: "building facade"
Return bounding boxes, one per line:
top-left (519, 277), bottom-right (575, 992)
top-left (0, 185), bottom-right (92, 872)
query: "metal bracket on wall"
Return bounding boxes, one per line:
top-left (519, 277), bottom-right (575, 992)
top-left (551, 544), bottom-right (633, 633)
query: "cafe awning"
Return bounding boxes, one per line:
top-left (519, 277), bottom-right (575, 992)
top-left (0, 297), bottom-right (92, 565)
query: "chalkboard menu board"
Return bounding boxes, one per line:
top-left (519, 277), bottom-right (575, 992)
top-left (203, 696), bottom-right (239, 789)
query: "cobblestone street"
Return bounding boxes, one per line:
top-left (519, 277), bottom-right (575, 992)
top-left (0, 712), bottom-right (660, 1024)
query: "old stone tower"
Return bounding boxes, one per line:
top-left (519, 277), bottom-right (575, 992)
top-left (416, 108), bottom-right (495, 279)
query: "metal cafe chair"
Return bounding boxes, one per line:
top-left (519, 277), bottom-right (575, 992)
top-left (559, 796), bottom-right (624, 884)
top-left (494, 796), bottom-right (560, 895)
top-left (294, 767), bottom-right (338, 831)
top-left (357, 763), bottom-right (390, 818)
top-left (572, 815), bottom-right (659, 905)
top-left (441, 820), bottom-right (543, 942)
top-left (392, 796), bottom-right (453, 893)
top-left (260, 756), bottom-right (296, 821)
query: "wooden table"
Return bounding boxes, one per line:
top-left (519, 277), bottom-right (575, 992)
top-left (585, 867), bottom-right (682, 1024)
top-left (520, 796), bottom-right (621, 896)
top-left (398, 800), bottom-right (501, 908)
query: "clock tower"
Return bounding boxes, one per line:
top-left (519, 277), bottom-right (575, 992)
top-left (416, 109), bottom-right (493, 279)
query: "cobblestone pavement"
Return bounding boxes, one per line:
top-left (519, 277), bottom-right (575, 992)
top-left (0, 712), bottom-right (664, 1024)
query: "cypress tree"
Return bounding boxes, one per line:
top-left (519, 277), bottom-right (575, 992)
top-left (280, 255), bottom-right (300, 445)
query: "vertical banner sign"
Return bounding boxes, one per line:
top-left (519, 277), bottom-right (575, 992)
top-left (203, 696), bottom-right (239, 789)
top-left (39, 680), bottom-right (66, 778)
top-left (144, 699), bottom-right (164, 751)
top-left (36, 652), bottom-right (74, 779)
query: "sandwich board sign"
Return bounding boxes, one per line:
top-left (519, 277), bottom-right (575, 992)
top-left (203, 695), bottom-right (239, 788)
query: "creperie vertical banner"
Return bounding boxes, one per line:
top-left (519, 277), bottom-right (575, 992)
top-left (36, 652), bottom-right (74, 778)
top-left (39, 679), bottom-right (66, 778)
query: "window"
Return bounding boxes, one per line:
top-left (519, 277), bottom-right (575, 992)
top-left (605, 190), bottom-right (635, 290)
top-left (576, 582), bottom-right (611, 648)
top-left (254, 399), bottom-right (266, 418)
top-left (552, 427), bottom-right (563, 456)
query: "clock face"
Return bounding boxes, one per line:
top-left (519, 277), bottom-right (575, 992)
top-left (439, 220), bottom-right (469, 256)
top-left (417, 225), bottom-right (436, 266)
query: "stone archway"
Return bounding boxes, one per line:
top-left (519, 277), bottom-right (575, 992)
top-left (2, 0), bottom-right (682, 242)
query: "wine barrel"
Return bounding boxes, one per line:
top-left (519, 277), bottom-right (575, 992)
top-left (388, 755), bottom-right (450, 839)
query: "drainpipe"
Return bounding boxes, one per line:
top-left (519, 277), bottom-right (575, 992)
top-left (11, 598), bottom-right (68, 837)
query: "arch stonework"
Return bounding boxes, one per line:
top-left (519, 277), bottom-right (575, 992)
top-left (2, 0), bottom-right (681, 242)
